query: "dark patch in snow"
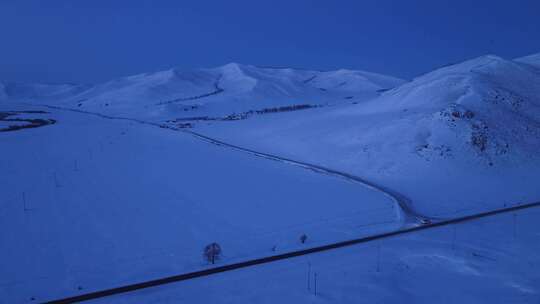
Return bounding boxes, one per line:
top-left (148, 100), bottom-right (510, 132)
top-left (166, 104), bottom-right (320, 128)
top-left (302, 75), bottom-right (317, 84)
top-left (156, 75), bottom-right (224, 106)
top-left (0, 111), bottom-right (56, 132)
top-left (471, 123), bottom-right (489, 152)
top-left (416, 144), bottom-right (453, 160)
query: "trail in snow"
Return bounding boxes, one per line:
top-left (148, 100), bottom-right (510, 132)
top-left (155, 75), bottom-right (224, 106)
top-left (36, 103), bottom-right (428, 225)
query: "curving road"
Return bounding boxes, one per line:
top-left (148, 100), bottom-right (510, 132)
top-left (19, 103), bottom-right (538, 303)
top-left (37, 104), bottom-right (429, 225)
top-left (181, 129), bottom-right (430, 225)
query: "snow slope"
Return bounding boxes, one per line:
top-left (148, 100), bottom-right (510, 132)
top-left (0, 82), bottom-right (7, 100)
top-left (95, 205), bottom-right (540, 304)
top-left (0, 104), bottom-right (399, 303)
top-left (1, 64), bottom-right (404, 120)
top-left (0, 82), bottom-right (88, 103)
top-left (515, 52), bottom-right (540, 69)
top-left (197, 54), bottom-right (540, 216)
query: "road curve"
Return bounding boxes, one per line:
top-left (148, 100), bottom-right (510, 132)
top-left (37, 104), bottom-right (428, 225)
top-left (181, 129), bottom-right (428, 225)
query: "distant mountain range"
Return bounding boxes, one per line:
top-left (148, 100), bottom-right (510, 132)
top-left (189, 52), bottom-right (540, 216)
top-left (0, 63), bottom-right (404, 119)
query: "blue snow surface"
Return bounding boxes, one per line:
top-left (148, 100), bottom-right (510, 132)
top-left (0, 103), bottom-right (399, 302)
top-left (2, 52), bottom-right (540, 303)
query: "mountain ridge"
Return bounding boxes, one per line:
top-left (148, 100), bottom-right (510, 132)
top-left (0, 63), bottom-right (405, 120)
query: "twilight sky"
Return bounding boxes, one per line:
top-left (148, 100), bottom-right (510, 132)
top-left (1, 0), bottom-right (539, 83)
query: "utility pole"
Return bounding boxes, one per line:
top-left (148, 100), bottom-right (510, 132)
top-left (23, 192), bottom-right (29, 212)
top-left (513, 213), bottom-right (517, 239)
top-left (376, 244), bottom-right (381, 273)
top-left (314, 272), bottom-right (318, 296)
top-left (54, 172), bottom-right (61, 188)
top-left (307, 262), bottom-right (311, 291)
top-left (452, 226), bottom-right (456, 254)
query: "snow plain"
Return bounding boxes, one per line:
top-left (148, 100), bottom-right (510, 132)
top-left (92, 204), bottom-right (540, 304)
top-left (0, 104), bottom-right (399, 303)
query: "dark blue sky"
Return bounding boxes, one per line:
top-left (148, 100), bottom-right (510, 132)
top-left (1, 0), bottom-right (539, 83)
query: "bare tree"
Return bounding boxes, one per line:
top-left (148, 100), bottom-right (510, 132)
top-left (300, 234), bottom-right (308, 244)
top-left (204, 242), bottom-right (222, 264)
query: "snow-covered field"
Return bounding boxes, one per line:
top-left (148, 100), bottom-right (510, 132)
top-left (1, 52), bottom-right (539, 303)
top-left (92, 205), bottom-right (540, 304)
top-left (0, 104), bottom-right (399, 303)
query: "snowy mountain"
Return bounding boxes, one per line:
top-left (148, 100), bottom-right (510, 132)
top-left (1, 63), bottom-right (405, 120)
top-left (0, 82), bottom-right (88, 103)
top-left (515, 52), bottom-right (540, 69)
top-left (198, 54), bottom-right (540, 216)
top-left (368, 54), bottom-right (540, 159)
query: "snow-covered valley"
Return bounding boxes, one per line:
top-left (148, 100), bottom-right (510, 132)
top-left (0, 104), bottom-right (400, 303)
top-left (197, 54), bottom-right (540, 217)
top-left (1, 53), bottom-right (540, 303)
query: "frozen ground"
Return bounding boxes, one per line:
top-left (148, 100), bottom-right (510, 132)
top-left (91, 204), bottom-right (540, 304)
top-left (0, 103), bottom-right (399, 303)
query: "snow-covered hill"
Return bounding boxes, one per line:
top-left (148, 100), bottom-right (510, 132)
top-left (364, 54), bottom-right (540, 159)
top-left (516, 52), bottom-right (540, 69)
top-left (198, 53), bottom-right (540, 216)
top-left (0, 82), bottom-right (6, 100)
top-left (1, 63), bottom-right (404, 120)
top-left (0, 82), bottom-right (88, 103)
